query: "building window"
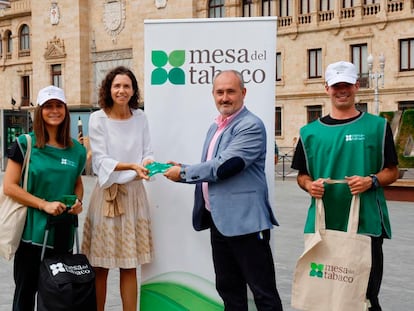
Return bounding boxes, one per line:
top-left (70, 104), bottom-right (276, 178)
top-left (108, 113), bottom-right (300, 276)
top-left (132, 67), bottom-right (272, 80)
top-left (0, 35), bottom-right (2, 58)
top-left (51, 64), bottom-right (62, 87)
top-left (351, 44), bottom-right (369, 87)
top-left (398, 101), bottom-right (414, 111)
top-left (308, 49), bottom-right (322, 78)
top-left (276, 52), bottom-right (282, 81)
top-left (209, 0), bottom-right (224, 18)
top-left (301, 0), bottom-right (313, 13)
top-left (343, 0), bottom-right (354, 8)
top-left (307, 105), bottom-right (322, 123)
top-left (242, 0), bottom-right (252, 17)
top-left (279, 0), bottom-right (291, 16)
top-left (275, 107), bottom-right (282, 136)
top-left (400, 38), bottom-right (414, 71)
top-left (19, 24), bottom-right (30, 57)
top-left (262, 0), bottom-right (275, 16)
top-left (320, 0), bottom-right (334, 10)
top-left (21, 76), bottom-right (30, 107)
top-left (6, 31), bottom-right (12, 59)
top-left (355, 102), bottom-right (367, 112)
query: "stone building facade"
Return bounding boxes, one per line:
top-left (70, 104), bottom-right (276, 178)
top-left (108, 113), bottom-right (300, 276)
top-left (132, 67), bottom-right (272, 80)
top-left (0, 0), bottom-right (413, 166)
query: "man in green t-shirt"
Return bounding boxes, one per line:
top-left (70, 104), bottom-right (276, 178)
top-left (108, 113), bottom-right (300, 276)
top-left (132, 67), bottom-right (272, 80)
top-left (292, 61), bottom-right (399, 311)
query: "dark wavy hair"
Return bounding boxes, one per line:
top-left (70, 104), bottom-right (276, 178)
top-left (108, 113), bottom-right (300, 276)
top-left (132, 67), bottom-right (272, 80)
top-left (98, 66), bottom-right (140, 109)
top-left (33, 101), bottom-right (73, 148)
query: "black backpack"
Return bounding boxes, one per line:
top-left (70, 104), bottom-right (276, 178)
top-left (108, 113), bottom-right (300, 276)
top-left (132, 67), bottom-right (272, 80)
top-left (37, 215), bottom-right (97, 311)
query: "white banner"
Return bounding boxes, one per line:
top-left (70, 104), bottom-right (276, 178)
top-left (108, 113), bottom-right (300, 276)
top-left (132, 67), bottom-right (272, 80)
top-left (142, 17), bottom-right (277, 309)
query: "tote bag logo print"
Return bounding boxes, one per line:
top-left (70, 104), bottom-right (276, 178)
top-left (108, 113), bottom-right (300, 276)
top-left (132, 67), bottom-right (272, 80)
top-left (309, 262), bottom-right (324, 278)
top-left (309, 261), bottom-right (356, 283)
top-left (151, 50), bottom-right (186, 85)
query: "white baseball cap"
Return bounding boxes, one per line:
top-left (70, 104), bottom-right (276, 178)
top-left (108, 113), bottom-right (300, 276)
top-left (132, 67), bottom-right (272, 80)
top-left (37, 85), bottom-right (66, 106)
top-left (325, 61), bottom-right (358, 86)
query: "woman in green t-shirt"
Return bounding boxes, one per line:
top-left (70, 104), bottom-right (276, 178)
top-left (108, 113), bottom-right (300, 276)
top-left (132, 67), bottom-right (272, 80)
top-left (3, 85), bottom-right (86, 310)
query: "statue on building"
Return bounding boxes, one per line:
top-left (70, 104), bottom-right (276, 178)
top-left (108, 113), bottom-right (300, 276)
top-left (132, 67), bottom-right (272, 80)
top-left (50, 1), bottom-right (60, 25)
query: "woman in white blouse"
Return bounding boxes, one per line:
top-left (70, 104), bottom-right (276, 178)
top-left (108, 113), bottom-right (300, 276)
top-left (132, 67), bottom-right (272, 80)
top-left (82, 66), bottom-right (154, 311)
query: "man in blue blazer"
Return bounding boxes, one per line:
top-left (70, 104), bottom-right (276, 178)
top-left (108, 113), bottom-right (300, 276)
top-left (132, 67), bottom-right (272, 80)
top-left (164, 70), bottom-right (283, 311)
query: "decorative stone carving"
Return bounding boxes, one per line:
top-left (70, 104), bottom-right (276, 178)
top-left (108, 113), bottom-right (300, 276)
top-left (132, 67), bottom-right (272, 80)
top-left (343, 27), bottom-right (374, 40)
top-left (50, 1), bottom-right (60, 25)
top-left (155, 0), bottom-right (167, 9)
top-left (44, 36), bottom-right (66, 60)
top-left (103, 0), bottom-right (126, 42)
top-left (92, 48), bottom-right (133, 63)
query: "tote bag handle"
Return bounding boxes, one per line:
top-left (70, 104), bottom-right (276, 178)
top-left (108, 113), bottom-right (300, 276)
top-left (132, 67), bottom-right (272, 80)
top-left (315, 179), bottom-right (361, 234)
top-left (22, 134), bottom-right (32, 191)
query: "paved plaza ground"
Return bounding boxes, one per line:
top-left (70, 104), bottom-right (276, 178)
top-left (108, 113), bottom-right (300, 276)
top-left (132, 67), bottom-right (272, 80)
top-left (0, 174), bottom-right (413, 310)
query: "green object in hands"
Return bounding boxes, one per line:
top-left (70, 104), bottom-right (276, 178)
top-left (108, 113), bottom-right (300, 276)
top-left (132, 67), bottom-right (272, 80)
top-left (61, 194), bottom-right (77, 209)
top-left (145, 162), bottom-right (173, 177)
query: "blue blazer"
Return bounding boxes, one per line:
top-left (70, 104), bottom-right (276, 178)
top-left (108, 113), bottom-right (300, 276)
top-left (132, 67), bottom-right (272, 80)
top-left (181, 107), bottom-right (278, 237)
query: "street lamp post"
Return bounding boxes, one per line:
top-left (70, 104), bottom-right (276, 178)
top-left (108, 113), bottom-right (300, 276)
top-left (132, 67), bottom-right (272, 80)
top-left (367, 53), bottom-right (385, 115)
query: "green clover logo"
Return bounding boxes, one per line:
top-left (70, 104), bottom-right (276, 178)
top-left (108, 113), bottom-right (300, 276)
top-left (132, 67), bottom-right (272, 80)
top-left (151, 50), bottom-right (185, 85)
top-left (309, 262), bottom-right (324, 278)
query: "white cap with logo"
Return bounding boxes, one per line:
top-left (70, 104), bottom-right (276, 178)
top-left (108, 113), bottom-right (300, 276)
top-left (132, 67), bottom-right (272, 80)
top-left (325, 61), bottom-right (358, 86)
top-left (37, 85), bottom-right (66, 106)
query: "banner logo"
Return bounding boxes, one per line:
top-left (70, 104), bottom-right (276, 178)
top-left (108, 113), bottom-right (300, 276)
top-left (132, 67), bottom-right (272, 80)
top-left (151, 48), bottom-right (268, 86)
top-left (151, 50), bottom-right (186, 85)
top-left (309, 262), bottom-right (355, 283)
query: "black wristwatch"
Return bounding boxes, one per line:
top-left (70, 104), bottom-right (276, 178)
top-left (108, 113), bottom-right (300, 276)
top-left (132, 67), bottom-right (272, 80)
top-left (370, 174), bottom-right (380, 190)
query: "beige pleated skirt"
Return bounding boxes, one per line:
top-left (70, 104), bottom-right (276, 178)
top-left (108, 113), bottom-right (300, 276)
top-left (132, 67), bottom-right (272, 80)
top-left (81, 179), bottom-right (153, 269)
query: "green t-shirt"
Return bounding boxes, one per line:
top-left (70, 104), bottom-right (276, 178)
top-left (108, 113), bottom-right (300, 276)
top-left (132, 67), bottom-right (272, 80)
top-left (18, 133), bottom-right (87, 249)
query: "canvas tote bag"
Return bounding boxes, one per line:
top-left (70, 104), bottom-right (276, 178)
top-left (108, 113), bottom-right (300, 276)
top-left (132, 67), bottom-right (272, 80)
top-left (291, 188), bottom-right (371, 311)
top-left (0, 134), bottom-right (32, 260)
